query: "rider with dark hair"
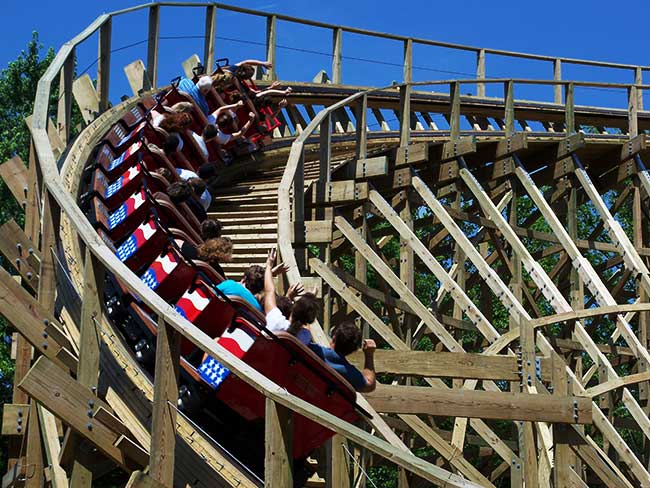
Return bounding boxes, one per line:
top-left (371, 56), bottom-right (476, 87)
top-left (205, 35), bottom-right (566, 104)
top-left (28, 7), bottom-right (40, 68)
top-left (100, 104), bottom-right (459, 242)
top-left (309, 321), bottom-right (377, 393)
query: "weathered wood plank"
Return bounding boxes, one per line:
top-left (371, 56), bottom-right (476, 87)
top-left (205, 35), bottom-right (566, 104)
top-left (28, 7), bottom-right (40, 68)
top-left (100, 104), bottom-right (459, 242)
top-left (365, 384), bottom-right (592, 424)
top-left (264, 398), bottom-right (293, 487)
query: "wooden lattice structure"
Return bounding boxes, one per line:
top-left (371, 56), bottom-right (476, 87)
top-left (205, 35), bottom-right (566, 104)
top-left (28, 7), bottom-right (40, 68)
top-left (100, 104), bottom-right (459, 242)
top-left (3, 3), bottom-right (650, 488)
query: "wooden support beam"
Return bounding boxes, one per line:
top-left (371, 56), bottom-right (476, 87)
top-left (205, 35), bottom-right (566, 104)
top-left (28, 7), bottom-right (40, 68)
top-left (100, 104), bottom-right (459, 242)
top-left (311, 181), bottom-right (368, 205)
top-left (449, 81), bottom-right (460, 140)
top-left (2, 404), bottom-right (29, 436)
top-left (57, 47), bottom-right (75, 145)
top-left (24, 402), bottom-right (44, 488)
top-left (36, 404), bottom-right (68, 488)
top-left (0, 156), bottom-right (29, 206)
top-left (332, 27), bottom-right (342, 84)
top-left (203, 6), bottom-right (216, 73)
top-left (264, 398), bottom-right (293, 487)
top-left (365, 384), bottom-right (591, 424)
top-left (72, 74), bottom-right (99, 124)
top-left (146, 6), bottom-right (160, 88)
top-left (97, 18), bottom-right (112, 112)
top-left (476, 49), bottom-right (486, 98)
top-left (0, 220), bottom-right (40, 292)
top-left (18, 357), bottom-right (135, 469)
top-left (149, 318), bottom-right (180, 486)
top-left (342, 156), bottom-right (387, 180)
top-left (355, 94), bottom-right (368, 160)
top-left (265, 15), bottom-right (277, 81)
top-left (124, 60), bottom-right (152, 96)
top-left (347, 349), bottom-right (552, 381)
top-left (0, 265), bottom-right (76, 373)
top-left (553, 59), bottom-right (562, 104)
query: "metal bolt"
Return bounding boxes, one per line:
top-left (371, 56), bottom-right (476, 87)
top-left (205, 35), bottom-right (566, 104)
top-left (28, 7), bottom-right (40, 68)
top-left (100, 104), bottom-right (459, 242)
top-left (43, 319), bottom-right (49, 326)
top-left (26, 272), bottom-right (33, 280)
top-left (42, 331), bottom-right (48, 338)
top-left (16, 243), bottom-right (22, 253)
top-left (28, 247), bottom-right (34, 255)
top-left (87, 409), bottom-right (93, 418)
top-left (88, 399), bottom-right (95, 408)
top-left (16, 426), bottom-right (22, 433)
top-left (86, 423), bottom-right (93, 431)
top-left (42, 341), bottom-right (48, 350)
top-left (17, 418), bottom-right (22, 425)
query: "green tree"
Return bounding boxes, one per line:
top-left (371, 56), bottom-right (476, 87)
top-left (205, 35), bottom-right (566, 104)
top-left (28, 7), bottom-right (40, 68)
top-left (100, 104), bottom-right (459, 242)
top-left (0, 31), bottom-right (56, 476)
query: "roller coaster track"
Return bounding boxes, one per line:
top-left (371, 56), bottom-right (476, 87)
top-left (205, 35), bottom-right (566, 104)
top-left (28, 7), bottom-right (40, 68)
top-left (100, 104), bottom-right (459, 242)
top-left (4, 3), bottom-right (650, 488)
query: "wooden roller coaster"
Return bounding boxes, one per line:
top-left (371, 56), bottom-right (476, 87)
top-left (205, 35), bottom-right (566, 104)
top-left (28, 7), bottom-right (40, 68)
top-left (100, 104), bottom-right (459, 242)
top-left (3, 3), bottom-right (650, 487)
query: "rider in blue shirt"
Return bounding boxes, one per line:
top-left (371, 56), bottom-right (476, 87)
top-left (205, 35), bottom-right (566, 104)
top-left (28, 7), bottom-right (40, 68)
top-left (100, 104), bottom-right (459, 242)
top-left (307, 321), bottom-right (377, 393)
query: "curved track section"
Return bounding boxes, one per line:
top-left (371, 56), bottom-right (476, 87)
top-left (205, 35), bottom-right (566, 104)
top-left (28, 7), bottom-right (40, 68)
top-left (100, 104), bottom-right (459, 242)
top-left (4, 3), bottom-right (650, 488)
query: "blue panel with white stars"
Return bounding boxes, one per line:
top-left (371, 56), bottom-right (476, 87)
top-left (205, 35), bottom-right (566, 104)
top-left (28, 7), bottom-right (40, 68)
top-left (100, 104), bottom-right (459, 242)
top-left (108, 204), bottom-right (127, 230)
top-left (108, 152), bottom-right (127, 171)
top-left (104, 177), bottom-right (124, 199)
top-left (198, 356), bottom-right (230, 390)
top-left (116, 235), bottom-right (137, 262)
top-left (140, 268), bottom-right (160, 291)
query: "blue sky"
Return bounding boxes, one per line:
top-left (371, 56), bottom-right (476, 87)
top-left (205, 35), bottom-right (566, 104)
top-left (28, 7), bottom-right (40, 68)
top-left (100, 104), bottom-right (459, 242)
top-left (2, 0), bottom-right (650, 110)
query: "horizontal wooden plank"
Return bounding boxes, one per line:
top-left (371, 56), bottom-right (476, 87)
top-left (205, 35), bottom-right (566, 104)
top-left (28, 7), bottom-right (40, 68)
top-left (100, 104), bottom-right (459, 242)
top-left (343, 156), bottom-right (388, 179)
top-left (311, 181), bottom-right (369, 204)
top-left (395, 142), bottom-right (429, 166)
top-left (347, 350), bottom-right (552, 381)
top-left (365, 384), bottom-right (592, 424)
top-left (291, 220), bottom-right (333, 243)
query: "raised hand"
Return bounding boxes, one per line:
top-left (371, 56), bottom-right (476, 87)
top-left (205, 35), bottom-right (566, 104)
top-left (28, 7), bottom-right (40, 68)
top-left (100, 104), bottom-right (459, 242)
top-left (272, 262), bottom-right (290, 277)
top-left (287, 282), bottom-right (304, 300)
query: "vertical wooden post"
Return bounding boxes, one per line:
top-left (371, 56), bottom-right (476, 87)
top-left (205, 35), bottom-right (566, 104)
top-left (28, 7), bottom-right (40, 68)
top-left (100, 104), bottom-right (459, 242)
top-left (326, 436), bottom-right (349, 488)
top-left (564, 82), bottom-right (575, 134)
top-left (203, 5), bottom-right (216, 73)
top-left (332, 27), bottom-right (343, 84)
top-left (628, 85), bottom-right (639, 137)
top-left (633, 177), bottom-right (650, 458)
top-left (97, 17), bottom-right (112, 112)
top-left (635, 67), bottom-right (644, 110)
top-left (567, 181), bottom-right (584, 479)
top-left (264, 398), bottom-right (293, 487)
top-left (317, 114), bottom-right (332, 333)
top-left (317, 112), bottom-right (332, 227)
top-left (77, 248), bottom-right (104, 389)
top-left (57, 48), bottom-right (75, 145)
top-left (519, 317), bottom-right (538, 488)
top-left (553, 59), bottom-right (562, 104)
top-left (24, 402), bottom-right (44, 488)
top-left (293, 150), bottom-right (306, 272)
top-left (70, 248), bottom-right (104, 487)
top-left (449, 81), bottom-right (461, 140)
top-left (476, 49), bottom-right (486, 98)
top-left (38, 191), bottom-right (61, 314)
top-left (146, 6), bottom-right (160, 88)
top-left (265, 15), bottom-right (277, 81)
top-left (399, 39), bottom-right (413, 149)
top-left (552, 352), bottom-right (571, 488)
top-left (504, 80), bottom-right (515, 137)
top-left (355, 94), bottom-right (368, 161)
top-left (509, 188), bottom-right (527, 488)
top-left (149, 317), bottom-right (181, 486)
